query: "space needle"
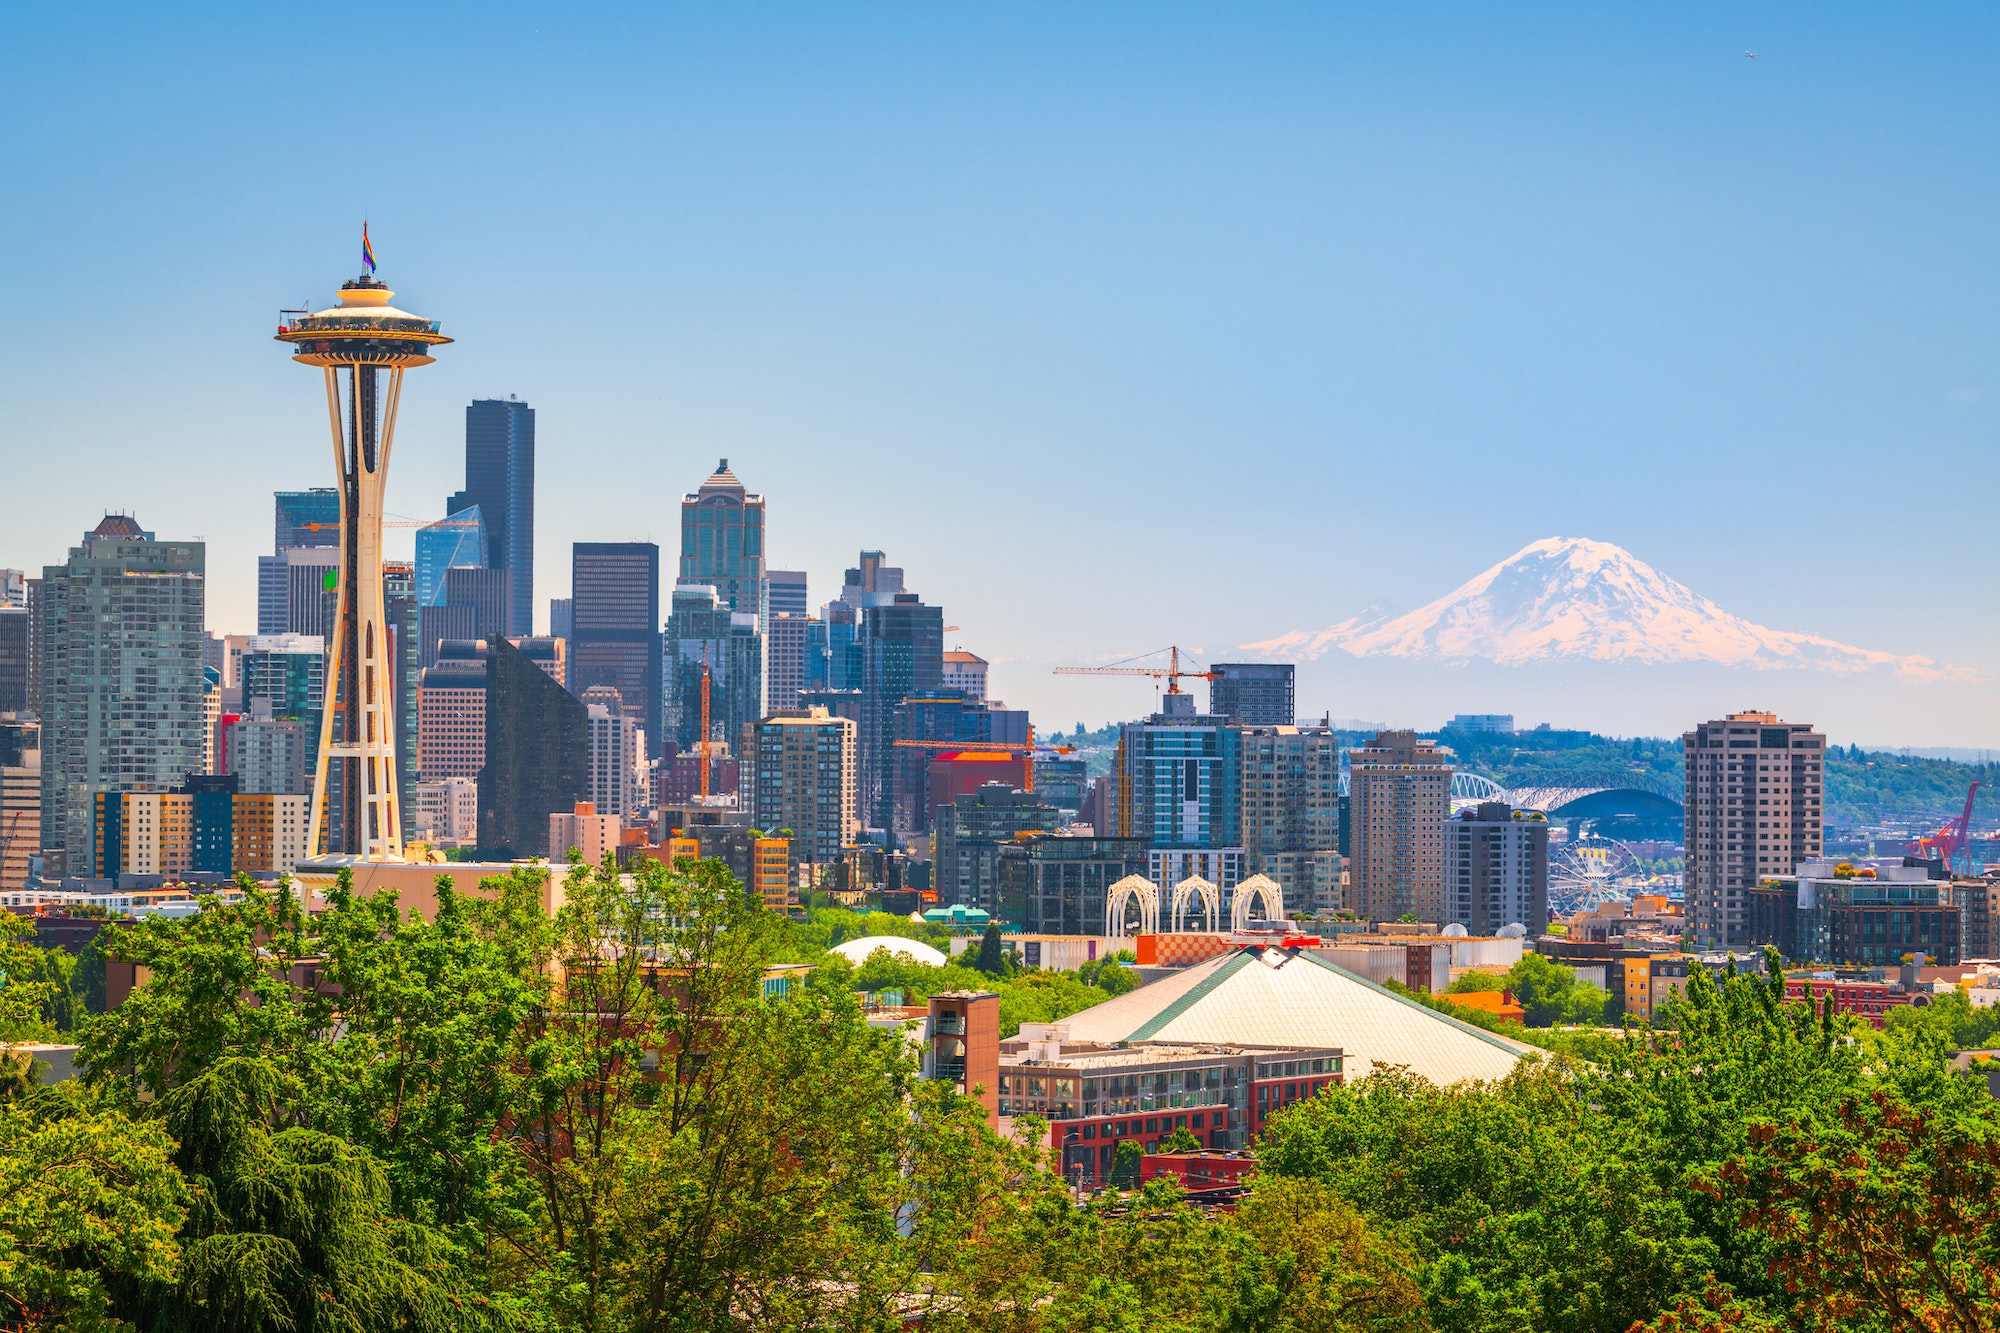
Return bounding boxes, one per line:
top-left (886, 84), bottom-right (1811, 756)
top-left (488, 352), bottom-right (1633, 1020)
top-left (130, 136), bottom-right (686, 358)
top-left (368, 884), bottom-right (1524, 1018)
top-left (276, 227), bottom-right (450, 861)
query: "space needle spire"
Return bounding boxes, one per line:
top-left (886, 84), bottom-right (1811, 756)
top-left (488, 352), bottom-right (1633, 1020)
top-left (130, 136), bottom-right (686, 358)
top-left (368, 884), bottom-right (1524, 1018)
top-left (276, 230), bottom-right (451, 861)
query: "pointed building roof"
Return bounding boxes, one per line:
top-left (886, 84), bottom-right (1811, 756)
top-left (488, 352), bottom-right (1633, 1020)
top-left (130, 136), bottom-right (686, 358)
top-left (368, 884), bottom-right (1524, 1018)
top-left (1058, 945), bottom-right (1535, 1085)
top-left (88, 514), bottom-right (151, 541)
top-left (696, 458), bottom-right (747, 499)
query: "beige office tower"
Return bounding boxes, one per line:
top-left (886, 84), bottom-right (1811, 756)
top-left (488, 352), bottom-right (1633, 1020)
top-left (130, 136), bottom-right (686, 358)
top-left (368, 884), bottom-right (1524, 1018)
top-left (1683, 710), bottom-right (1826, 948)
top-left (1348, 731), bottom-right (1453, 922)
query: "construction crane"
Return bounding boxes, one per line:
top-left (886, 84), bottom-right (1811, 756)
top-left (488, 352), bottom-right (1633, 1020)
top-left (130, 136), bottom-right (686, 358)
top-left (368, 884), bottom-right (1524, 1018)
top-left (1053, 645), bottom-right (1221, 698)
top-left (698, 656), bottom-right (713, 800)
top-left (890, 727), bottom-right (1075, 792)
top-left (1915, 782), bottom-right (1982, 875)
top-left (299, 515), bottom-right (482, 533)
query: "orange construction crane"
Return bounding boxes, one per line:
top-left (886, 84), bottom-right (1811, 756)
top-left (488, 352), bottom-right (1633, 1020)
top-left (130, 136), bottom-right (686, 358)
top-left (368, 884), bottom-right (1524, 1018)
top-left (890, 727), bottom-right (1074, 792)
top-left (1052, 645), bottom-right (1221, 697)
top-left (698, 656), bottom-right (713, 800)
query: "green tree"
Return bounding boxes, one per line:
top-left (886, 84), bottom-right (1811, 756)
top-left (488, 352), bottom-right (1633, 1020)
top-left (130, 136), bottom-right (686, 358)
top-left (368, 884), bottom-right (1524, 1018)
top-left (1503, 953), bottom-right (1610, 1027)
top-left (1111, 1139), bottom-right (1144, 1190)
top-left (973, 923), bottom-right (1007, 976)
top-left (0, 1092), bottom-right (187, 1331)
top-left (1158, 1125), bottom-right (1202, 1154)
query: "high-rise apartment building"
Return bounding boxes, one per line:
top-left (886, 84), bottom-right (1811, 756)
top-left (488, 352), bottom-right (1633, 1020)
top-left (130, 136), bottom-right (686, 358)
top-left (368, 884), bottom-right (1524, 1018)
top-left (680, 460), bottom-right (766, 619)
top-left (0, 570), bottom-right (25, 609)
top-left (39, 517), bottom-right (206, 874)
top-left (479, 636), bottom-right (588, 859)
top-left (746, 707), bottom-right (858, 866)
top-left (1683, 710), bottom-right (1826, 948)
top-left (241, 635), bottom-right (325, 729)
top-left (1347, 731), bottom-right (1453, 923)
top-left (1209, 664), bottom-right (1295, 726)
top-left (665, 584), bottom-right (763, 752)
top-left (1236, 725), bottom-right (1342, 914)
top-left (1444, 802), bottom-right (1550, 936)
top-left (415, 505), bottom-right (488, 608)
top-left (569, 543), bottom-right (661, 757)
top-left (416, 640), bottom-right (488, 781)
top-left (585, 701), bottom-right (650, 821)
top-left (453, 398), bottom-right (535, 636)
top-left (766, 613), bottom-right (809, 713)
top-left (384, 561), bottom-right (420, 840)
top-left (859, 593), bottom-right (943, 833)
top-left (1109, 705), bottom-right (1244, 896)
top-left (230, 704), bottom-right (314, 796)
top-left (548, 598), bottom-right (572, 641)
top-left (410, 776), bottom-right (478, 846)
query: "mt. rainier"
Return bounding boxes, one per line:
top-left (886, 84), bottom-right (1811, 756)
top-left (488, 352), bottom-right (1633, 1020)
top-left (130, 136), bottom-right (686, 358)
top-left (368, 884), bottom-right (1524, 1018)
top-left (1247, 537), bottom-right (1975, 682)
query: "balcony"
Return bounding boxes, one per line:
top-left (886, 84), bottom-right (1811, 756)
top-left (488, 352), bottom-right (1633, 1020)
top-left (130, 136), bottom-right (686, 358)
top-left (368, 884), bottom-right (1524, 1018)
top-left (933, 1060), bottom-right (967, 1081)
top-left (932, 1015), bottom-right (965, 1035)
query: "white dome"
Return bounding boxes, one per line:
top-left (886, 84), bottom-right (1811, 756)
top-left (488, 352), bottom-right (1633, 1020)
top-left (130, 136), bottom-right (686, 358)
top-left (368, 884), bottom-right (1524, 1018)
top-left (1441, 922), bottom-right (1469, 937)
top-left (830, 935), bottom-right (948, 968)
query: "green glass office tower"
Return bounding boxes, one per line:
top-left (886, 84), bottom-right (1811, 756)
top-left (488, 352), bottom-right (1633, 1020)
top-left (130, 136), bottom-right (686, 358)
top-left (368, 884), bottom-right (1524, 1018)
top-left (679, 459), bottom-right (766, 619)
top-left (39, 516), bottom-right (206, 875)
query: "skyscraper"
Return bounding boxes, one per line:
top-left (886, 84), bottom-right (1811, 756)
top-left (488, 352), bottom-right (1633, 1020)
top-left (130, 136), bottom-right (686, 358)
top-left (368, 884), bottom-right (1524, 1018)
top-left (1236, 724), bottom-right (1342, 914)
top-left (241, 635), bottom-right (326, 734)
top-left (766, 612), bottom-right (809, 712)
top-left (569, 543), bottom-right (661, 756)
top-left (414, 505), bottom-right (488, 607)
top-left (1683, 710), bottom-right (1826, 948)
top-left (39, 516), bottom-right (206, 874)
top-left (664, 584), bottom-right (762, 751)
top-left (1348, 731), bottom-right (1453, 923)
top-left (273, 489), bottom-right (341, 552)
top-left (585, 700), bottom-right (650, 822)
top-left (768, 570), bottom-right (808, 619)
top-left (935, 784), bottom-right (1060, 914)
top-left (0, 608), bottom-right (26, 713)
top-left (479, 636), bottom-right (587, 859)
top-left (746, 707), bottom-right (857, 866)
top-left (679, 460), bottom-right (766, 618)
top-left (1444, 802), bottom-right (1549, 936)
top-left (456, 398), bottom-right (535, 636)
top-left (859, 593), bottom-right (943, 834)
top-left (1109, 706), bottom-right (1244, 897)
top-left (1209, 664), bottom-right (1296, 726)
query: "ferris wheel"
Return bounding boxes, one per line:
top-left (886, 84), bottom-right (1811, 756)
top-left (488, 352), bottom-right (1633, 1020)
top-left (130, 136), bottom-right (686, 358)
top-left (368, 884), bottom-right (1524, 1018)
top-left (1548, 833), bottom-right (1642, 917)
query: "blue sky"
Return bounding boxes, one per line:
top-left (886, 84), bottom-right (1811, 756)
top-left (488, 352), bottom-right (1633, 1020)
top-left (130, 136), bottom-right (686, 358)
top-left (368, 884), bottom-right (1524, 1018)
top-left (3, 4), bottom-right (1997, 740)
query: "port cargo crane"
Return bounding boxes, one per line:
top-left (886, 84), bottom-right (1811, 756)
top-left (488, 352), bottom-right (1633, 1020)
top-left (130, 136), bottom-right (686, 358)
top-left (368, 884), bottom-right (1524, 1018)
top-left (1052, 645), bottom-right (1222, 698)
top-left (1915, 782), bottom-right (1981, 876)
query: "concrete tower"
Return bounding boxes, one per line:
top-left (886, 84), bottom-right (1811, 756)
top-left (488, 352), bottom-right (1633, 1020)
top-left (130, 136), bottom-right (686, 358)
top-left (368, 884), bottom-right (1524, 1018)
top-left (275, 232), bottom-right (450, 861)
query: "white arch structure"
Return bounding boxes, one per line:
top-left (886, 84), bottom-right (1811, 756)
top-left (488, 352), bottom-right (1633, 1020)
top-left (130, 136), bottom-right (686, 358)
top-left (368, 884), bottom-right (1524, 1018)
top-left (1171, 875), bottom-right (1221, 934)
top-left (1104, 875), bottom-right (1161, 938)
top-left (1231, 873), bottom-right (1285, 931)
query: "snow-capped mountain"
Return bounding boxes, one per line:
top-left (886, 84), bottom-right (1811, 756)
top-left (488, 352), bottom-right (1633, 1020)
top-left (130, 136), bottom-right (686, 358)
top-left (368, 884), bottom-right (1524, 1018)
top-left (1247, 537), bottom-right (1977, 682)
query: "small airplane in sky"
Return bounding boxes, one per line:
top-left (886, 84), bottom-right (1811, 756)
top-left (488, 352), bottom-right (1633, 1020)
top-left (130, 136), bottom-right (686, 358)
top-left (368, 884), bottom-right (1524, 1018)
top-left (1745, 50), bottom-right (1759, 58)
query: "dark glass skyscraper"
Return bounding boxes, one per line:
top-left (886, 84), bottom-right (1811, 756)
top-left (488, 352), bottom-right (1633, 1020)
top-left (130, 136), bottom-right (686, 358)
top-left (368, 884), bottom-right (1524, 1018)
top-left (273, 489), bottom-right (341, 552)
top-left (570, 543), bottom-right (661, 757)
top-left (479, 636), bottom-right (587, 859)
top-left (455, 398), bottom-right (535, 636)
top-left (859, 594), bottom-right (943, 834)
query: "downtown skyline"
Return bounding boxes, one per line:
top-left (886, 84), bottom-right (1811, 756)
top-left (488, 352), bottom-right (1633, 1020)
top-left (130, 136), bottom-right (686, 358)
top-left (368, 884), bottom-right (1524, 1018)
top-left (5, 4), bottom-right (2000, 742)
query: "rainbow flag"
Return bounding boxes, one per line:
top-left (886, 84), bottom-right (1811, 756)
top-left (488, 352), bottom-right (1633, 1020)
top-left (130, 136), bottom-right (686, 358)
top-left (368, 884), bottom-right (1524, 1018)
top-left (362, 224), bottom-right (377, 274)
